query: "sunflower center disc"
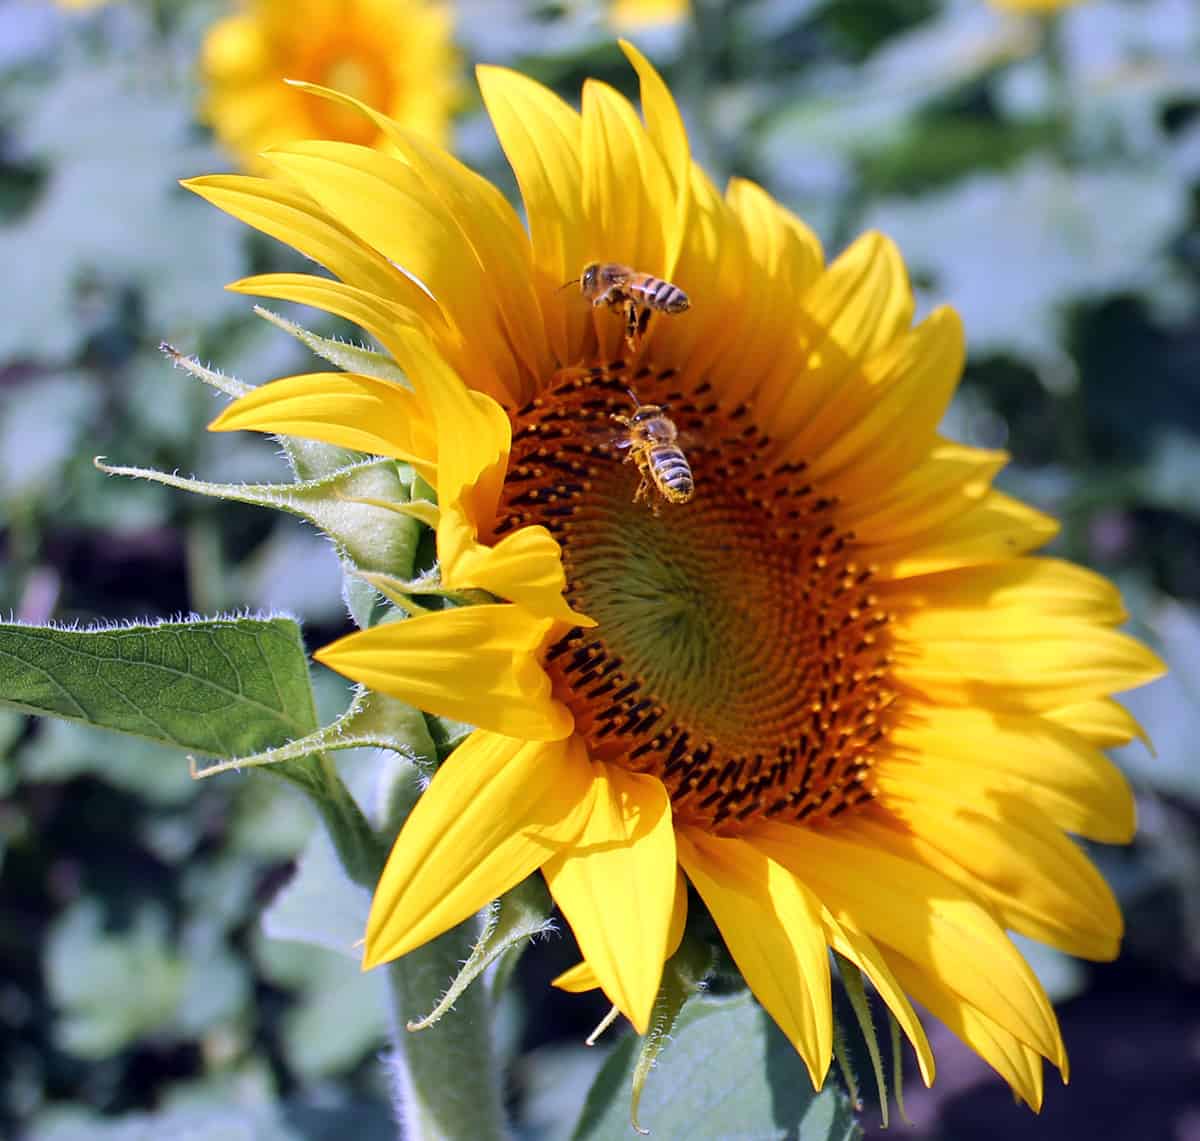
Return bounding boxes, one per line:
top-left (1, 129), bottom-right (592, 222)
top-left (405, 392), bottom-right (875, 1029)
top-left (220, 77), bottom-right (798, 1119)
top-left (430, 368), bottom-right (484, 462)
top-left (496, 363), bottom-right (896, 833)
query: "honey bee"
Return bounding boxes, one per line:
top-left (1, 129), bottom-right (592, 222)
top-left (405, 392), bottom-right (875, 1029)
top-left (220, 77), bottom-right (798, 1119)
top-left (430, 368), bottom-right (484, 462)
top-left (611, 391), bottom-right (695, 508)
top-left (575, 262), bottom-right (690, 349)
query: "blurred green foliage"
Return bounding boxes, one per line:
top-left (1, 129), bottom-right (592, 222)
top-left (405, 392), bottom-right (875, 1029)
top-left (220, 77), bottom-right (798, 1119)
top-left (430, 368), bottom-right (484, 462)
top-left (0, 0), bottom-right (1197, 1138)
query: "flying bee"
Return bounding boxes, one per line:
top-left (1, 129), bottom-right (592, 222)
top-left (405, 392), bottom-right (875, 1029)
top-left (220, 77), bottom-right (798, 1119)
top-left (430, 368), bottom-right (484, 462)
top-left (611, 390), bottom-right (695, 509)
top-left (573, 262), bottom-right (690, 350)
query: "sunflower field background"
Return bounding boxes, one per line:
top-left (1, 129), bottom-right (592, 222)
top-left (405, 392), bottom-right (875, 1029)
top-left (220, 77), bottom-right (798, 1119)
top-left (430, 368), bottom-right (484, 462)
top-left (0, 1), bottom-right (1198, 1139)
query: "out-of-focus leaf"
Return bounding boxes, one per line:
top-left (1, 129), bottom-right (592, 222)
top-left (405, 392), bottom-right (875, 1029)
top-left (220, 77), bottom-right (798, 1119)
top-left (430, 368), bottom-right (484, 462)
top-left (0, 373), bottom-right (103, 507)
top-left (228, 778), bottom-right (316, 861)
top-left (865, 159), bottom-right (1189, 367)
top-left (573, 991), bottom-right (861, 1140)
top-left (255, 931), bottom-right (389, 1079)
top-left (238, 524), bottom-right (346, 624)
top-left (0, 616), bottom-right (316, 756)
top-left (44, 899), bottom-right (249, 1058)
top-left (1115, 598), bottom-right (1200, 804)
top-left (758, 7), bottom-right (1034, 195)
top-left (0, 60), bottom-right (243, 361)
top-left (18, 719), bottom-right (195, 805)
top-left (1139, 430), bottom-right (1200, 519)
top-left (516, 1043), bottom-right (613, 1141)
top-left (261, 825), bottom-right (372, 957)
top-left (26, 1098), bottom-right (395, 1141)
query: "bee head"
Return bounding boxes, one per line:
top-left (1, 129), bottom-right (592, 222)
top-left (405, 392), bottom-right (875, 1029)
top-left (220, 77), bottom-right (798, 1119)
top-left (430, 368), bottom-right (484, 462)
top-left (631, 403), bottom-right (665, 422)
top-left (580, 263), bottom-right (600, 292)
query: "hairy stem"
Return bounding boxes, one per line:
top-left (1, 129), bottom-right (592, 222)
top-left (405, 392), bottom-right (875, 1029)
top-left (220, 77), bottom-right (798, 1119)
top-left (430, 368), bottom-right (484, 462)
top-left (384, 918), bottom-right (509, 1141)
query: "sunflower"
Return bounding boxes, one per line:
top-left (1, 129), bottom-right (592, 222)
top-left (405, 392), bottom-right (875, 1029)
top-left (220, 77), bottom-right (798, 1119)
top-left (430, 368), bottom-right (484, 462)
top-left (609, 0), bottom-right (690, 31)
top-left (199, 0), bottom-right (458, 173)
top-left (188, 43), bottom-right (1163, 1106)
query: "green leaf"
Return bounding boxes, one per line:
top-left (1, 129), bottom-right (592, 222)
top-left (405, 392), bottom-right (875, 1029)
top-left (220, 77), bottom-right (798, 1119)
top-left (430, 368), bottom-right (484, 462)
top-left (573, 992), bottom-right (861, 1141)
top-left (0, 616), bottom-right (317, 755)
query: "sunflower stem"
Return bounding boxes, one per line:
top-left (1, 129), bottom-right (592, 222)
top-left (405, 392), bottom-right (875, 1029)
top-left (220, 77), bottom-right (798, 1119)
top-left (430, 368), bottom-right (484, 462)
top-left (383, 917), bottom-right (508, 1141)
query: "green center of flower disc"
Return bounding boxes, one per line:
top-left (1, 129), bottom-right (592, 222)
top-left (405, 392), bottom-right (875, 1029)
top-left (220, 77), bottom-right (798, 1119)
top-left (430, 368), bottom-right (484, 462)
top-left (496, 364), bottom-right (896, 834)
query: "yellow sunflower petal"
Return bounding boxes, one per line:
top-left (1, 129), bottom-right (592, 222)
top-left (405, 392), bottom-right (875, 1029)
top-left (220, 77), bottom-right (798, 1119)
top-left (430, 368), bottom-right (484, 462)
top-left (839, 439), bottom-right (1006, 541)
top-left (883, 948), bottom-right (1047, 1110)
top-left (819, 908), bottom-right (936, 1087)
top-left (883, 557), bottom-right (1127, 625)
top-left (677, 830), bottom-right (832, 1087)
top-left (403, 340), bottom-right (511, 528)
top-left (670, 168), bottom-right (749, 389)
top-left (314, 604), bottom-right (573, 740)
top-left (263, 140), bottom-right (518, 403)
top-left (181, 175), bottom-right (440, 322)
top-left (208, 371), bottom-right (437, 484)
top-left (364, 730), bottom-right (595, 966)
top-left (801, 306), bottom-right (964, 496)
top-left (855, 808), bottom-right (1122, 961)
top-left (722, 177), bottom-right (823, 416)
top-left (477, 65), bottom-right (586, 364)
top-left (227, 272), bottom-right (422, 366)
top-left (392, 332), bottom-right (581, 623)
top-left (885, 704), bottom-right (1135, 843)
top-left (725, 177), bottom-right (822, 294)
top-left (803, 231), bottom-right (915, 364)
top-left (283, 80), bottom-right (552, 394)
top-left (580, 79), bottom-right (676, 360)
top-left (442, 518), bottom-right (593, 627)
top-left (867, 490), bottom-right (1060, 578)
top-left (618, 39), bottom-right (691, 274)
top-left (752, 821), bottom-right (1064, 1071)
top-left (896, 615), bottom-right (1167, 712)
top-left (1044, 697), bottom-right (1150, 748)
top-left (543, 768), bottom-right (676, 1033)
top-left (552, 869), bottom-right (688, 994)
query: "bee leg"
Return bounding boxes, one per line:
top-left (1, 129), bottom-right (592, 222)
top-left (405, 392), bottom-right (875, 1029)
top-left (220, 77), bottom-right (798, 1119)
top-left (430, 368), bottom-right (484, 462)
top-left (637, 307), bottom-right (651, 338)
top-left (624, 300), bottom-right (641, 350)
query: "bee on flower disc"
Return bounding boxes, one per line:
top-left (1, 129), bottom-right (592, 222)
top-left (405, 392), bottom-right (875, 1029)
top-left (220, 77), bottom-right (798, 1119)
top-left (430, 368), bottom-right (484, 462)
top-left (611, 390), bottom-right (695, 509)
top-left (573, 262), bottom-right (690, 349)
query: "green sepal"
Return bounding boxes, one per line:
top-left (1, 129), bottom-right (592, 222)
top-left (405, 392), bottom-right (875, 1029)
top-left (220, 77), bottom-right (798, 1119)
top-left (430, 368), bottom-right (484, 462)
top-left (890, 1006), bottom-right (911, 1126)
top-left (160, 341), bottom-right (363, 479)
top-left (406, 876), bottom-right (556, 1032)
top-left (160, 340), bottom-right (249, 399)
top-left (254, 305), bottom-right (410, 385)
top-left (627, 929), bottom-right (714, 1133)
top-left (95, 458), bottom-right (422, 577)
top-left (189, 686), bottom-right (422, 780)
top-left (834, 951), bottom-right (885, 1124)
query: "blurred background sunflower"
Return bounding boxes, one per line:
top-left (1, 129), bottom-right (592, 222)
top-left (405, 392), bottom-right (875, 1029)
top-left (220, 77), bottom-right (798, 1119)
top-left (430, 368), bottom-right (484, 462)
top-left (1, 2), bottom-right (1197, 1140)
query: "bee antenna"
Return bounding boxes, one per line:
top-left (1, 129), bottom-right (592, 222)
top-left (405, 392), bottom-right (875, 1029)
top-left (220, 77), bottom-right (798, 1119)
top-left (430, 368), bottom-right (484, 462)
top-left (625, 386), bottom-right (640, 406)
top-left (557, 277), bottom-right (580, 292)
